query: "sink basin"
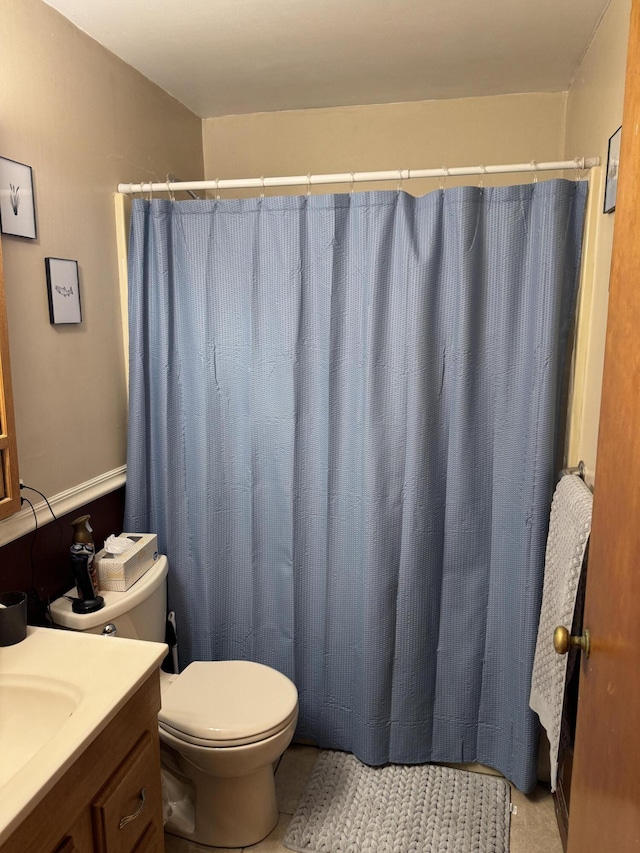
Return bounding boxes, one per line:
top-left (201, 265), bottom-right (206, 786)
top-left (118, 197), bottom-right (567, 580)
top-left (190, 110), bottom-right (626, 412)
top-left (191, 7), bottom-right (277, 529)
top-left (0, 626), bottom-right (166, 845)
top-left (0, 674), bottom-right (81, 788)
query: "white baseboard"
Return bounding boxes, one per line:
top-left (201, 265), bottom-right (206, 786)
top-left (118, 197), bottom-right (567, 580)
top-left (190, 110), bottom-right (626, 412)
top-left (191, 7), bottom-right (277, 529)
top-left (0, 465), bottom-right (127, 547)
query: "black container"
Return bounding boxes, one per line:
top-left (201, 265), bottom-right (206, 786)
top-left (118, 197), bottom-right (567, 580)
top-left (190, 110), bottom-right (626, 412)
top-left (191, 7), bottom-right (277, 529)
top-left (70, 553), bottom-right (104, 614)
top-left (0, 591), bottom-right (27, 646)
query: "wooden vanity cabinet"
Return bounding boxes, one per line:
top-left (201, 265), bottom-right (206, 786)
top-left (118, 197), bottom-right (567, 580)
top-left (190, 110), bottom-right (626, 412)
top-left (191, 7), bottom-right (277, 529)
top-left (1, 672), bottom-right (165, 853)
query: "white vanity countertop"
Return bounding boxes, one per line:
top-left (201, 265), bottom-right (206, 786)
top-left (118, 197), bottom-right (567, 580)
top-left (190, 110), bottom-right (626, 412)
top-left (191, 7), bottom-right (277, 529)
top-left (0, 626), bottom-right (167, 843)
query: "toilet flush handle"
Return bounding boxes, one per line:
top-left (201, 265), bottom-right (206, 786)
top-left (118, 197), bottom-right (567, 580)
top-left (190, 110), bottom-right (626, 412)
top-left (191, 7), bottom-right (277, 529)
top-left (102, 623), bottom-right (117, 637)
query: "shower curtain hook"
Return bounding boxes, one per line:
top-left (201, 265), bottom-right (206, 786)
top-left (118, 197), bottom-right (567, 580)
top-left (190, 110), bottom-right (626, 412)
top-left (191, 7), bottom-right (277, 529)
top-left (350, 172), bottom-right (355, 195)
top-left (396, 169), bottom-right (403, 193)
top-left (166, 173), bottom-right (176, 202)
top-left (531, 161), bottom-right (538, 184)
top-left (260, 176), bottom-right (265, 199)
top-left (307, 173), bottom-right (312, 197)
top-left (479, 165), bottom-right (486, 190)
top-left (214, 178), bottom-right (220, 201)
top-left (439, 167), bottom-right (448, 192)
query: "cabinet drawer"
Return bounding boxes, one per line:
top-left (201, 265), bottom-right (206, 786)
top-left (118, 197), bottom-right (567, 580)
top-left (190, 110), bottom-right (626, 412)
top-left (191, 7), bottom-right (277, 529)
top-left (92, 731), bottom-right (161, 853)
top-left (131, 823), bottom-right (160, 853)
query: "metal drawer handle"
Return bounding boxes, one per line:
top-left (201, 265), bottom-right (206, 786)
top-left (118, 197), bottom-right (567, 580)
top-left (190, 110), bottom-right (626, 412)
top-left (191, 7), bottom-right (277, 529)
top-left (118, 787), bottom-right (146, 829)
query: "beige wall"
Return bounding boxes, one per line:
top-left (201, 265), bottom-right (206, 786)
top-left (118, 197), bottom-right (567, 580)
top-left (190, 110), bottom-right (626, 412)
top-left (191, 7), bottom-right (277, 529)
top-left (0, 0), bottom-right (204, 501)
top-left (202, 47), bottom-right (632, 486)
top-left (0, 0), bottom-right (628, 516)
top-left (564, 0), bottom-right (631, 484)
top-left (202, 93), bottom-right (567, 196)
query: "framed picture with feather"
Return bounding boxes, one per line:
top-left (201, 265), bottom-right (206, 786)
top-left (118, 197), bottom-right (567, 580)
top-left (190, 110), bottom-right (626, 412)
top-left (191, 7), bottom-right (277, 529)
top-left (45, 257), bottom-right (82, 324)
top-left (0, 156), bottom-right (37, 239)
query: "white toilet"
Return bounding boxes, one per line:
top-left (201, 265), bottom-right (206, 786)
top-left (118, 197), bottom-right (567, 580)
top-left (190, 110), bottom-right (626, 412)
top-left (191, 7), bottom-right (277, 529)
top-left (49, 555), bottom-right (298, 849)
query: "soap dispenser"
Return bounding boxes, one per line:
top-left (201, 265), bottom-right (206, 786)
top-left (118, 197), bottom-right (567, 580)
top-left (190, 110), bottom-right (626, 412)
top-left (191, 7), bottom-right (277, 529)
top-left (69, 514), bottom-right (103, 614)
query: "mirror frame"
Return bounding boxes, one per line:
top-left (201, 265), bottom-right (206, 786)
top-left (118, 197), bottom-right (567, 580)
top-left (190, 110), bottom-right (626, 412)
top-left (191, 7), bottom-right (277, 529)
top-left (0, 238), bottom-right (20, 518)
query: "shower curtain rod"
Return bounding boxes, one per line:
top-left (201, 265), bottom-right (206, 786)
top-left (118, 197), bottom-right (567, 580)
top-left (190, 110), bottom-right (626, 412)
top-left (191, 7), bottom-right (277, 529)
top-left (117, 157), bottom-right (599, 195)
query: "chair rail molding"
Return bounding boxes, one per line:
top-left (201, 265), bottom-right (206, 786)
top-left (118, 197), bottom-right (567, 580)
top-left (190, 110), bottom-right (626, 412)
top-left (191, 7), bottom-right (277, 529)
top-left (0, 465), bottom-right (126, 547)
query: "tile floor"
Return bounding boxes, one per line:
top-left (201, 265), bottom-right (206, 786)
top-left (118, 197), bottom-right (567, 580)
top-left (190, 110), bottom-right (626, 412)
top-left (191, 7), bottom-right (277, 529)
top-left (164, 744), bottom-right (563, 852)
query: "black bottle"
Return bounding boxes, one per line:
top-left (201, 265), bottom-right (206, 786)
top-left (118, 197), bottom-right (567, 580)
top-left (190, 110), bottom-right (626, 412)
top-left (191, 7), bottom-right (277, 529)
top-left (70, 553), bottom-right (104, 614)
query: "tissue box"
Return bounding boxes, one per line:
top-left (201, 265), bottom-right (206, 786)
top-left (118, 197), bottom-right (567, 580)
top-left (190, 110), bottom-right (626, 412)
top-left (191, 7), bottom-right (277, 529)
top-left (95, 533), bottom-right (159, 591)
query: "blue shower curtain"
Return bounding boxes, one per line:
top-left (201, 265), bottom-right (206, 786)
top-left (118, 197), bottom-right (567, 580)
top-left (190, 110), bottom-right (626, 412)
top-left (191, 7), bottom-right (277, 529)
top-left (125, 181), bottom-right (587, 792)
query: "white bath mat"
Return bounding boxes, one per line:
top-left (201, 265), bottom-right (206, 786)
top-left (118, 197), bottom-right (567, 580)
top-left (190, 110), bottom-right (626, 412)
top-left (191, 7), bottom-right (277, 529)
top-left (283, 750), bottom-right (511, 853)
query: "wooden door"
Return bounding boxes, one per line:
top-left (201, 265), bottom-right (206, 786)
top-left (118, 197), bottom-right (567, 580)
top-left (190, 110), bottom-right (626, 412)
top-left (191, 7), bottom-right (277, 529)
top-left (567, 1), bottom-right (640, 850)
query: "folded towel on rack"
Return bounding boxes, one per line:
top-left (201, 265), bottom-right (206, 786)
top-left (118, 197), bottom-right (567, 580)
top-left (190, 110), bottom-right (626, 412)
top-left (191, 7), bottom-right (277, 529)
top-left (529, 473), bottom-right (593, 791)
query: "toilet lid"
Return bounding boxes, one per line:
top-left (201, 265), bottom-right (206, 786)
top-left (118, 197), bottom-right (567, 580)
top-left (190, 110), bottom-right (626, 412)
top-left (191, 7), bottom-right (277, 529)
top-left (158, 660), bottom-right (298, 747)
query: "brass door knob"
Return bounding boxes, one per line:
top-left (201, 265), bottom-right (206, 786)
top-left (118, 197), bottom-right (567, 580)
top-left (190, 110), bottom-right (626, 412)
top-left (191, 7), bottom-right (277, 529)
top-left (553, 625), bottom-right (590, 658)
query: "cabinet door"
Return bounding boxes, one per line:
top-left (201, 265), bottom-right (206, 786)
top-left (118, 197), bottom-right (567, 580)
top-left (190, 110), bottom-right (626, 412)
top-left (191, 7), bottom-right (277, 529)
top-left (92, 731), bottom-right (162, 853)
top-left (51, 809), bottom-right (93, 853)
top-left (53, 840), bottom-right (77, 853)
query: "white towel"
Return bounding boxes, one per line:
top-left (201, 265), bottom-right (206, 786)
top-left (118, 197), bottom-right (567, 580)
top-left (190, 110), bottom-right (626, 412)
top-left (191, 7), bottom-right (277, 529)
top-left (529, 473), bottom-right (592, 791)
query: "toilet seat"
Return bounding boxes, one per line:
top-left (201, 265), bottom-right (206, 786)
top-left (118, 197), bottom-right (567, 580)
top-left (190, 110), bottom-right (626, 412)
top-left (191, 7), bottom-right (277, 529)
top-left (158, 660), bottom-right (298, 748)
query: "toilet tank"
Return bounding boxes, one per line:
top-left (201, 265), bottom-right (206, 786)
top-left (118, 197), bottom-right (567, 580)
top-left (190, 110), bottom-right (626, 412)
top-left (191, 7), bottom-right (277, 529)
top-left (49, 555), bottom-right (168, 642)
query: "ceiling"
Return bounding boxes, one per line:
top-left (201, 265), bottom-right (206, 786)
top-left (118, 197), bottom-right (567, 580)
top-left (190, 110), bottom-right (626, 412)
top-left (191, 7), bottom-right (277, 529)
top-left (42, 0), bottom-right (611, 119)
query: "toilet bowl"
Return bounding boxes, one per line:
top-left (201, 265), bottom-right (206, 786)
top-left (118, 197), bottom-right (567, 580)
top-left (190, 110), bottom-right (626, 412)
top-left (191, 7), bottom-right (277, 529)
top-left (48, 556), bottom-right (299, 848)
top-left (159, 660), bottom-right (298, 847)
